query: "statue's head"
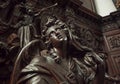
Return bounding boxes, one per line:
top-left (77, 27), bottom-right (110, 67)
top-left (41, 15), bottom-right (92, 53)
top-left (42, 16), bottom-right (69, 49)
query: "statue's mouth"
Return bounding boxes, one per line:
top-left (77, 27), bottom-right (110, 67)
top-left (57, 34), bottom-right (63, 39)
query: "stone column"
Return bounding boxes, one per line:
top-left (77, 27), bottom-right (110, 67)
top-left (94, 0), bottom-right (117, 16)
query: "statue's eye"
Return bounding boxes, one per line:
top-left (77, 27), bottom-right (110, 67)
top-left (49, 31), bottom-right (55, 37)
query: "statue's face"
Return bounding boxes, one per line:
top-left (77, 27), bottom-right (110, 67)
top-left (46, 25), bottom-right (67, 47)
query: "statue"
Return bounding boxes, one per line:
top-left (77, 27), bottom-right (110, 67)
top-left (0, 1), bottom-right (119, 84)
top-left (10, 15), bottom-right (110, 84)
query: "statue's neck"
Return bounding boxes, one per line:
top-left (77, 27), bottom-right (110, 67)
top-left (51, 47), bottom-right (66, 58)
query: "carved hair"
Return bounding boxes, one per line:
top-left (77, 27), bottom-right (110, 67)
top-left (41, 15), bottom-right (68, 41)
top-left (42, 16), bottom-right (67, 35)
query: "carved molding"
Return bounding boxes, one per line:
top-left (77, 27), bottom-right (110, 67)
top-left (102, 11), bottom-right (120, 32)
top-left (111, 54), bottom-right (120, 75)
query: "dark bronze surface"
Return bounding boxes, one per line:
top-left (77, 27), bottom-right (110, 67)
top-left (0, 0), bottom-right (120, 84)
top-left (11, 16), bottom-right (120, 84)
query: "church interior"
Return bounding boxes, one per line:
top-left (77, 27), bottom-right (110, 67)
top-left (0, 0), bottom-right (120, 84)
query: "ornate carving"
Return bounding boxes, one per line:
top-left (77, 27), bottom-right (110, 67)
top-left (107, 33), bottom-right (120, 51)
top-left (109, 54), bottom-right (120, 80)
top-left (102, 11), bottom-right (120, 32)
top-left (65, 12), bottom-right (103, 51)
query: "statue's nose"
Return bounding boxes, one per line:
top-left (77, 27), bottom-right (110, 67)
top-left (55, 30), bottom-right (60, 35)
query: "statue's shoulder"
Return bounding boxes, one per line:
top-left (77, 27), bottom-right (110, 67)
top-left (21, 50), bottom-right (51, 74)
top-left (28, 49), bottom-right (49, 65)
top-left (17, 50), bottom-right (53, 84)
top-left (21, 49), bottom-right (55, 71)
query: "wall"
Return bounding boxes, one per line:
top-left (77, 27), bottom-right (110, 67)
top-left (102, 11), bottom-right (120, 84)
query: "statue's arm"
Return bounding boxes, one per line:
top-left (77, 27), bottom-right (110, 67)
top-left (17, 72), bottom-right (56, 84)
top-left (16, 55), bottom-right (57, 84)
top-left (105, 73), bottom-right (120, 82)
top-left (23, 74), bottom-right (50, 84)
